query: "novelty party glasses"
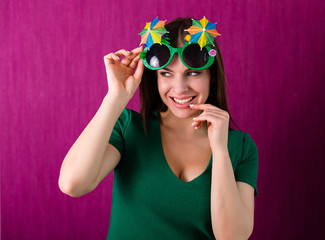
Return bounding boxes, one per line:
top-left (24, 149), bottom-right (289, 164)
top-left (140, 41), bottom-right (217, 70)
top-left (139, 16), bottom-right (221, 71)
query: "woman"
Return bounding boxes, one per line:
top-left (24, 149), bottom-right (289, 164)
top-left (59, 17), bottom-right (258, 240)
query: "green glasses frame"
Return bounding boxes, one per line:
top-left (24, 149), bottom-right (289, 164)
top-left (139, 41), bottom-right (216, 71)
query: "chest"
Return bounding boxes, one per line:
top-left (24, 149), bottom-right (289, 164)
top-left (160, 129), bottom-right (212, 182)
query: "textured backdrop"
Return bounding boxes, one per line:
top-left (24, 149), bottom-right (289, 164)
top-left (1, 0), bottom-right (324, 239)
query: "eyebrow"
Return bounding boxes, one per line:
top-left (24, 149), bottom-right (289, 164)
top-left (161, 67), bottom-right (173, 72)
top-left (160, 67), bottom-right (199, 72)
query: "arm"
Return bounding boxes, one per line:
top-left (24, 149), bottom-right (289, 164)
top-left (58, 93), bottom-right (129, 197)
top-left (210, 150), bottom-right (254, 240)
top-left (58, 46), bottom-right (144, 197)
top-left (189, 104), bottom-right (255, 239)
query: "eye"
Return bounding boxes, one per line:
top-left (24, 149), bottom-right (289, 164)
top-left (159, 72), bottom-right (171, 77)
top-left (187, 71), bottom-right (202, 76)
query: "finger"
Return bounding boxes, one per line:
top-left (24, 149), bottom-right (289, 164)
top-left (193, 112), bottom-right (226, 123)
top-left (105, 50), bottom-right (131, 62)
top-left (190, 104), bottom-right (229, 117)
top-left (193, 113), bottom-right (228, 130)
top-left (115, 49), bottom-right (131, 56)
top-left (116, 49), bottom-right (140, 66)
top-left (112, 55), bottom-right (120, 61)
top-left (120, 53), bottom-right (134, 65)
top-left (115, 49), bottom-right (135, 60)
top-left (125, 47), bottom-right (143, 65)
top-left (190, 120), bottom-right (204, 130)
top-left (103, 55), bottom-right (118, 66)
top-left (195, 121), bottom-right (204, 130)
top-left (191, 121), bottom-right (200, 128)
top-left (107, 52), bottom-right (134, 66)
top-left (131, 45), bottom-right (145, 55)
top-left (103, 53), bottom-right (114, 62)
top-left (190, 104), bottom-right (224, 116)
top-left (129, 54), bottom-right (141, 69)
top-left (104, 53), bottom-right (120, 61)
top-left (189, 103), bottom-right (219, 111)
top-left (133, 59), bottom-right (145, 83)
top-left (106, 59), bottom-right (115, 65)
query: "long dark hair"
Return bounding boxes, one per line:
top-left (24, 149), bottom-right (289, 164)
top-left (139, 17), bottom-right (240, 135)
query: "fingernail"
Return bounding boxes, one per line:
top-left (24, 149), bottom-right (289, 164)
top-left (193, 117), bottom-right (196, 120)
top-left (191, 122), bottom-right (195, 126)
top-left (195, 127), bottom-right (198, 130)
top-left (189, 104), bottom-right (194, 107)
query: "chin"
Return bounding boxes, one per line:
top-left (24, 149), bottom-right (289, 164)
top-left (165, 98), bottom-right (202, 119)
top-left (170, 109), bottom-right (196, 119)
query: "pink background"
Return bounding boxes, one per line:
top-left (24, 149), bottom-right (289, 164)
top-left (1, 0), bottom-right (324, 239)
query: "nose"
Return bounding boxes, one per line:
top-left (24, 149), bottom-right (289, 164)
top-left (168, 54), bottom-right (190, 93)
top-left (172, 76), bottom-right (189, 93)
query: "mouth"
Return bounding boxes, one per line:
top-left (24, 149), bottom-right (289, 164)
top-left (170, 96), bottom-right (197, 105)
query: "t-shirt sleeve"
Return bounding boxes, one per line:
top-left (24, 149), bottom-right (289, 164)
top-left (234, 132), bottom-right (259, 197)
top-left (108, 108), bottom-right (131, 156)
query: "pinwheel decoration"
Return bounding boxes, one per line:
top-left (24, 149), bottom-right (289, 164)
top-left (139, 17), bottom-right (169, 48)
top-left (184, 16), bottom-right (221, 50)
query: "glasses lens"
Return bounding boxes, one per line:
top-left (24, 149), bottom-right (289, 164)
top-left (146, 44), bottom-right (170, 69)
top-left (183, 44), bottom-right (210, 68)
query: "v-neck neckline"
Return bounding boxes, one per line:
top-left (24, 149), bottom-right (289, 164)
top-left (152, 111), bottom-right (213, 184)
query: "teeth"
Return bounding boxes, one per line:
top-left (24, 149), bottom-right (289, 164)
top-left (173, 97), bottom-right (193, 104)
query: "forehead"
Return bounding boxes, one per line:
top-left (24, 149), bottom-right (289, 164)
top-left (156, 50), bottom-right (195, 71)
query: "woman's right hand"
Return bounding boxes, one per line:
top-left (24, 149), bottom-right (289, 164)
top-left (103, 46), bottom-right (145, 99)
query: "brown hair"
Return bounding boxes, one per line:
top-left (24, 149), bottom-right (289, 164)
top-left (139, 17), bottom-right (240, 135)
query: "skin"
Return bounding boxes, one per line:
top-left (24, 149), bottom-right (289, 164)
top-left (156, 51), bottom-right (255, 239)
top-left (156, 50), bottom-right (229, 152)
top-left (74, 45), bottom-right (255, 239)
top-left (157, 52), bottom-right (211, 138)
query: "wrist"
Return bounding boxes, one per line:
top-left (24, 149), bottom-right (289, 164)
top-left (211, 146), bottom-right (229, 156)
top-left (105, 91), bottom-right (132, 104)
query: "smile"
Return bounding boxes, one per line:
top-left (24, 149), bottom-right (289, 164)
top-left (170, 96), bottom-right (196, 104)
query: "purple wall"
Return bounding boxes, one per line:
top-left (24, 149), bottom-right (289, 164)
top-left (1, 0), bottom-right (324, 239)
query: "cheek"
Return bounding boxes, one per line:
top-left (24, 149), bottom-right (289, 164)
top-left (193, 78), bottom-right (210, 95)
top-left (157, 78), bottom-right (170, 99)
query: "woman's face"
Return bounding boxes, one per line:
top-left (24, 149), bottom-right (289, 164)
top-left (157, 53), bottom-right (211, 119)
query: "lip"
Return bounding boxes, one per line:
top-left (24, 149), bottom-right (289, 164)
top-left (169, 96), bottom-right (197, 109)
top-left (170, 95), bottom-right (196, 100)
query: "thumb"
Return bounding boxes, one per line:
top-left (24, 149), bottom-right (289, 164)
top-left (133, 59), bottom-right (145, 83)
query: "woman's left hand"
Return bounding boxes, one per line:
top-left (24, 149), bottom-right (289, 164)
top-left (190, 104), bottom-right (229, 153)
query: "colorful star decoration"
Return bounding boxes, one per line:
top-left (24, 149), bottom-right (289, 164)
top-left (184, 16), bottom-right (221, 49)
top-left (139, 17), bottom-right (169, 48)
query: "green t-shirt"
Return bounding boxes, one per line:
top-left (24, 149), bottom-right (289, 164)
top-left (107, 108), bottom-right (258, 239)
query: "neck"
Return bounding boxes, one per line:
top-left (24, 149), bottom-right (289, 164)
top-left (159, 109), bottom-right (208, 139)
